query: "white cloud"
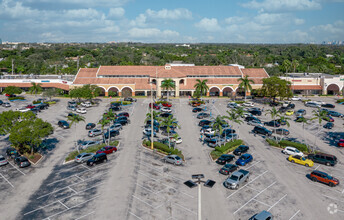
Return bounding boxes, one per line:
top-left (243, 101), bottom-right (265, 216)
top-left (108, 7), bottom-right (125, 18)
top-left (310, 20), bottom-right (344, 35)
top-left (294, 18), bottom-right (305, 25)
top-left (129, 14), bottom-right (147, 27)
top-left (225, 16), bottom-right (247, 24)
top-left (195, 18), bottom-right (221, 32)
top-left (242, 0), bottom-right (322, 12)
top-left (254, 13), bottom-right (285, 25)
top-left (145, 8), bottom-right (192, 20)
top-left (128, 28), bottom-right (179, 39)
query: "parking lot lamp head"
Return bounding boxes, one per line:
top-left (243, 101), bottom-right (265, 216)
top-left (150, 82), bottom-right (154, 150)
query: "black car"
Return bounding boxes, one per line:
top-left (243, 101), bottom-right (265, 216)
top-left (160, 113), bottom-right (173, 118)
top-left (323, 122), bottom-right (334, 129)
top-left (87, 153), bottom-right (107, 166)
top-left (249, 110), bottom-right (262, 116)
top-left (117, 112), bottom-right (129, 118)
top-left (197, 113), bottom-right (209, 119)
top-left (36, 104), bottom-right (49, 110)
top-left (146, 120), bottom-right (160, 127)
top-left (270, 102), bottom-right (279, 106)
top-left (216, 154), bottom-right (235, 165)
top-left (264, 120), bottom-right (280, 127)
top-left (14, 156), bottom-right (31, 168)
top-left (6, 147), bottom-right (20, 159)
top-left (233, 145), bottom-right (250, 156)
top-left (114, 119), bottom-right (129, 126)
top-left (199, 120), bottom-right (212, 126)
top-left (86, 123), bottom-right (96, 130)
top-left (245, 116), bottom-right (260, 122)
top-left (192, 107), bottom-right (203, 112)
top-left (117, 116), bottom-right (129, 121)
top-left (276, 119), bottom-right (287, 125)
top-left (219, 164), bottom-right (238, 175)
top-left (104, 129), bottom-right (120, 139)
top-left (58, 120), bottom-right (70, 129)
top-left (124, 97), bottom-right (137, 102)
top-left (30, 108), bottom-right (40, 114)
top-left (110, 106), bottom-right (122, 111)
top-left (221, 129), bottom-right (236, 137)
top-left (321, 103), bottom-right (335, 108)
top-left (0, 100), bottom-right (3, 105)
top-left (68, 113), bottom-right (79, 117)
top-left (307, 153), bottom-right (337, 166)
top-left (278, 107), bottom-right (288, 113)
top-left (252, 126), bottom-right (272, 136)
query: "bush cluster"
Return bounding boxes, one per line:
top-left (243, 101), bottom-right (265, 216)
top-left (266, 139), bottom-right (309, 153)
top-left (111, 101), bottom-right (132, 105)
top-left (210, 139), bottom-right (243, 160)
top-left (155, 101), bottom-right (171, 105)
top-left (65, 140), bottom-right (119, 162)
top-left (143, 140), bottom-right (184, 160)
top-left (8, 96), bottom-right (25, 101)
top-left (336, 99), bottom-right (344, 103)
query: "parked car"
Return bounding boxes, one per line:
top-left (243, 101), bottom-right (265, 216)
top-left (81, 101), bottom-right (92, 108)
top-left (109, 123), bottom-right (123, 130)
top-left (76, 108), bottom-right (87, 114)
top-left (272, 128), bottom-right (290, 135)
top-left (79, 140), bottom-right (101, 150)
top-left (295, 109), bottom-right (306, 116)
top-left (96, 146), bottom-right (117, 154)
top-left (252, 126), bottom-right (272, 136)
top-left (162, 102), bottom-right (172, 107)
top-left (75, 153), bottom-right (95, 163)
top-left (249, 109), bottom-right (262, 116)
top-left (6, 147), bottom-right (19, 159)
top-left (236, 154), bottom-right (253, 166)
top-left (338, 139), bottom-right (344, 147)
top-left (282, 147), bottom-right (304, 157)
top-left (143, 128), bottom-right (157, 137)
top-left (110, 106), bottom-right (122, 111)
top-left (68, 101), bottom-right (77, 107)
top-left (88, 129), bottom-right (103, 137)
top-left (285, 110), bottom-right (294, 116)
top-left (288, 155), bottom-right (314, 167)
top-left (68, 113), bottom-right (79, 117)
top-left (224, 169), bottom-right (250, 189)
top-left (149, 103), bottom-right (160, 110)
top-left (221, 129), bottom-right (236, 137)
top-left (192, 107), bottom-right (203, 113)
top-left (161, 107), bottom-right (172, 113)
top-left (87, 153), bottom-right (107, 166)
top-left (219, 164), bottom-right (238, 175)
top-left (248, 119), bottom-right (263, 127)
top-left (58, 120), bottom-right (70, 129)
top-left (170, 136), bottom-right (182, 144)
top-left (242, 102), bottom-right (254, 107)
top-left (323, 122), bottom-right (334, 129)
top-left (233, 145), bottom-right (249, 156)
top-left (104, 129), bottom-right (120, 139)
top-left (291, 96), bottom-right (301, 101)
top-left (163, 155), bottom-right (183, 165)
top-left (124, 97), bottom-right (137, 102)
top-left (160, 113), bottom-right (173, 118)
top-left (245, 116), bottom-right (260, 122)
top-left (310, 170), bottom-right (339, 187)
top-left (26, 104), bottom-right (36, 109)
top-left (323, 115), bottom-right (334, 122)
top-left (269, 101), bottom-right (279, 107)
top-left (0, 155), bottom-right (9, 166)
top-left (198, 120), bottom-right (212, 127)
top-left (227, 102), bottom-right (238, 108)
top-left (16, 107), bottom-right (31, 112)
top-left (3, 102), bottom-right (11, 107)
top-left (307, 153), bottom-right (337, 166)
top-left (264, 120), bottom-right (280, 127)
top-left (216, 154), bottom-right (235, 165)
top-left (117, 112), bottom-right (129, 118)
top-left (321, 103), bottom-right (335, 108)
top-left (276, 119), bottom-right (287, 126)
top-left (14, 156), bottom-right (31, 168)
top-left (86, 123), bottom-right (96, 130)
top-left (327, 111), bottom-right (343, 118)
top-left (249, 210), bottom-right (273, 220)
top-left (197, 112), bottom-right (209, 119)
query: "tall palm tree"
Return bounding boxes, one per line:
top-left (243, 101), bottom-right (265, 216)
top-left (265, 107), bottom-right (281, 134)
top-left (145, 111), bottom-right (161, 123)
top-left (291, 60), bottom-right (299, 73)
top-left (161, 79), bottom-right (175, 99)
top-left (67, 113), bottom-right (85, 152)
top-left (237, 75), bottom-right (254, 101)
top-left (104, 109), bottom-right (117, 145)
top-left (212, 115), bottom-right (226, 141)
top-left (276, 115), bottom-right (291, 140)
top-left (311, 109), bottom-right (329, 151)
top-left (160, 115), bottom-right (179, 148)
top-left (98, 117), bottom-right (110, 144)
top-left (194, 79), bottom-right (209, 98)
top-left (223, 109), bottom-right (243, 139)
top-left (297, 116), bottom-right (310, 149)
top-left (29, 82), bottom-right (42, 97)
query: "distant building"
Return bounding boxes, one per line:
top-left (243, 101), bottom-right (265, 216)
top-left (228, 64), bottom-right (245, 69)
top-left (0, 38), bottom-right (2, 45)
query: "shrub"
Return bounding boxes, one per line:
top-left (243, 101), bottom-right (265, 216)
top-left (33, 100), bottom-right (42, 104)
top-left (214, 139), bottom-right (244, 153)
top-left (235, 101), bottom-right (245, 104)
top-left (111, 101), bottom-right (132, 105)
top-left (8, 96), bottom-right (25, 101)
top-left (266, 138), bottom-right (279, 147)
top-left (144, 140), bottom-right (184, 160)
top-left (65, 140), bottom-right (119, 162)
top-left (336, 99), bottom-right (344, 103)
top-left (45, 101), bottom-right (56, 105)
top-left (278, 140), bottom-right (309, 153)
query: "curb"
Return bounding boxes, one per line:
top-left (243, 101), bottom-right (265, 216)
top-left (140, 141), bottom-right (186, 163)
top-left (29, 154), bottom-right (44, 166)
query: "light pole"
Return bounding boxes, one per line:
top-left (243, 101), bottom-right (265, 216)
top-left (150, 81), bottom-right (154, 150)
top-left (184, 174), bottom-right (216, 220)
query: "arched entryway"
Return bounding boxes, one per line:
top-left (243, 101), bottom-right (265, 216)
top-left (209, 87), bottom-right (220, 96)
top-left (121, 87), bottom-right (133, 97)
top-left (223, 87), bottom-right (234, 97)
top-left (236, 88), bottom-right (245, 97)
top-left (327, 84), bottom-right (340, 95)
top-left (108, 86), bottom-right (119, 97)
top-left (98, 87), bottom-right (106, 96)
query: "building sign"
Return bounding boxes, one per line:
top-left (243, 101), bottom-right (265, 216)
top-left (41, 80), bottom-right (50, 82)
top-left (292, 80), bottom-right (302, 82)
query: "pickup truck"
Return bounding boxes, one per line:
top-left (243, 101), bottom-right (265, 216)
top-left (224, 169), bottom-right (249, 189)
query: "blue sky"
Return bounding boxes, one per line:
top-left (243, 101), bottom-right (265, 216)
top-left (0, 0), bottom-right (343, 43)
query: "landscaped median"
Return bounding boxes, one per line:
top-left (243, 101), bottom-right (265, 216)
top-left (111, 101), bottom-right (132, 105)
top-left (266, 138), bottom-right (310, 153)
top-left (142, 139), bottom-right (184, 160)
top-left (210, 139), bottom-right (244, 160)
top-left (65, 140), bottom-right (119, 162)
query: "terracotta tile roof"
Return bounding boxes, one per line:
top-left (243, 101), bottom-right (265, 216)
top-left (76, 68), bottom-right (98, 78)
top-left (179, 78), bottom-right (263, 90)
top-left (0, 83), bottom-right (70, 90)
top-left (291, 85), bottom-right (322, 90)
top-left (242, 68), bottom-right (269, 78)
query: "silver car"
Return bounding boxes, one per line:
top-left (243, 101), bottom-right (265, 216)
top-left (109, 123), bottom-right (122, 130)
top-left (75, 153), bottom-right (95, 163)
top-left (247, 120), bottom-right (263, 126)
top-left (79, 140), bottom-right (101, 150)
top-left (4, 102), bottom-right (11, 107)
top-left (88, 129), bottom-right (103, 137)
top-left (0, 155), bottom-right (8, 166)
top-left (163, 155), bottom-right (183, 165)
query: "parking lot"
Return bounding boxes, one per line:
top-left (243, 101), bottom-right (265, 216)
top-left (0, 95), bottom-right (344, 219)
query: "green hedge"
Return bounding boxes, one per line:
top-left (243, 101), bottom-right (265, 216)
top-left (111, 101), bottom-right (132, 105)
top-left (266, 138), bottom-right (279, 147)
top-left (65, 140), bottom-right (119, 162)
top-left (155, 101), bottom-right (171, 104)
top-left (336, 99), bottom-right (344, 103)
top-left (143, 140), bottom-right (184, 160)
top-left (235, 101), bottom-right (245, 104)
top-left (210, 139), bottom-right (243, 160)
top-left (9, 96), bottom-right (25, 101)
top-left (265, 139), bottom-right (309, 153)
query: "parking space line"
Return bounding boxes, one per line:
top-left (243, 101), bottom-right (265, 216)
top-left (139, 161), bottom-right (185, 182)
top-left (288, 210), bottom-right (301, 220)
top-left (233, 181), bottom-right (276, 215)
top-left (59, 200), bottom-right (69, 209)
top-left (173, 203), bottom-right (197, 215)
top-left (136, 183), bottom-right (156, 193)
top-left (314, 165), bottom-right (320, 170)
top-left (138, 171), bottom-right (162, 182)
top-left (0, 173), bottom-right (14, 188)
top-left (267, 194), bottom-right (287, 211)
top-left (322, 194), bottom-right (344, 203)
top-left (74, 211), bottom-right (95, 220)
top-left (81, 164), bottom-right (91, 170)
top-left (227, 170), bottom-right (268, 199)
top-left (129, 211), bottom-right (144, 220)
top-left (68, 186), bottom-right (78, 194)
top-left (246, 161), bottom-right (261, 169)
top-left (8, 161), bottom-right (25, 175)
top-left (246, 185), bottom-right (260, 192)
top-left (132, 195), bottom-right (154, 208)
top-left (253, 199), bottom-right (270, 207)
top-left (308, 182), bottom-right (342, 193)
top-left (75, 175), bottom-right (84, 181)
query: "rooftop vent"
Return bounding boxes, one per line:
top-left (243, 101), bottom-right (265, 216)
top-left (165, 65), bottom-right (171, 70)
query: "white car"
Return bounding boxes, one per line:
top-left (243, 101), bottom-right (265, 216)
top-left (81, 101), bottom-right (92, 108)
top-left (242, 102), bottom-right (254, 107)
top-left (161, 107), bottom-right (172, 113)
top-left (170, 136), bottom-right (182, 144)
top-left (109, 123), bottom-right (122, 130)
top-left (203, 128), bottom-right (215, 135)
top-left (227, 102), bottom-right (238, 108)
top-left (242, 112), bottom-right (252, 118)
top-left (282, 146), bottom-right (304, 157)
top-left (313, 101), bottom-right (325, 105)
top-left (76, 108), bottom-right (87, 114)
top-left (16, 108), bottom-right (30, 112)
top-left (282, 101), bottom-right (291, 107)
top-left (291, 96), bottom-right (301, 101)
top-left (3, 102), bottom-right (11, 107)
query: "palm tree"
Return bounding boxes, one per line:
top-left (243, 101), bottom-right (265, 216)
top-left (104, 109), bottom-right (117, 145)
top-left (297, 116), bottom-right (310, 149)
top-left (237, 75), bottom-right (254, 101)
top-left (29, 82), bottom-right (42, 97)
top-left (194, 79), bottom-right (209, 98)
top-left (145, 111), bottom-right (161, 123)
top-left (282, 60), bottom-right (292, 73)
top-left (310, 109), bottom-right (329, 151)
top-left (223, 109), bottom-right (243, 139)
top-left (67, 113), bottom-right (85, 152)
top-left (98, 117), bottom-right (110, 144)
top-left (161, 79), bottom-right (175, 99)
top-left (265, 107), bottom-right (280, 135)
top-left (160, 115), bottom-right (179, 148)
top-left (291, 60), bottom-right (299, 72)
top-left (276, 115), bottom-right (291, 140)
top-left (212, 115), bottom-right (226, 144)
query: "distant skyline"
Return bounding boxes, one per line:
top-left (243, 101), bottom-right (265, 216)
top-left (0, 0), bottom-right (343, 43)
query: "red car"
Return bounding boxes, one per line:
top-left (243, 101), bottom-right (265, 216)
top-left (149, 103), bottom-right (160, 110)
top-left (26, 105), bottom-right (36, 109)
top-left (162, 103), bottom-right (172, 107)
top-left (338, 139), bottom-right (344, 147)
top-left (117, 112), bottom-right (129, 118)
top-left (96, 146), bottom-right (117, 154)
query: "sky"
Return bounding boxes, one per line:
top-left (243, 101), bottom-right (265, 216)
top-left (0, 0), bottom-right (343, 43)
